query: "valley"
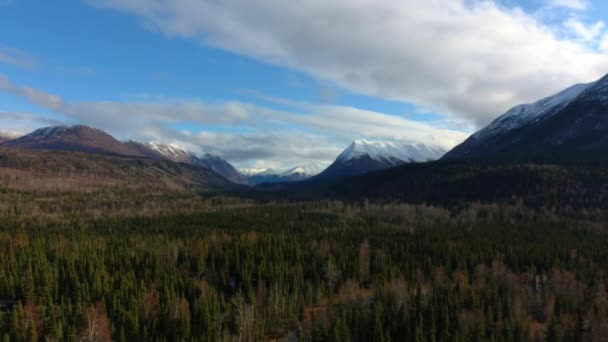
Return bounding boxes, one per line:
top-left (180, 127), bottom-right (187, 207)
top-left (2, 3), bottom-right (608, 340)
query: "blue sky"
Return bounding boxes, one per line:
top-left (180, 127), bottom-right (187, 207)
top-left (0, 0), bottom-right (607, 169)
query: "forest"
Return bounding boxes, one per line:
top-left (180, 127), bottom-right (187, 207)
top-left (0, 183), bottom-right (606, 341)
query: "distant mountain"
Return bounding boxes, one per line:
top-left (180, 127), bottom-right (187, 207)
top-left (197, 154), bottom-right (249, 184)
top-left (142, 142), bottom-right (248, 184)
top-left (444, 74), bottom-right (608, 162)
top-left (246, 162), bottom-right (327, 185)
top-left (1, 125), bottom-right (250, 184)
top-left (317, 139), bottom-right (446, 179)
top-left (241, 168), bottom-right (273, 176)
top-left (2, 125), bottom-right (151, 157)
top-left (0, 130), bottom-right (22, 143)
top-left (283, 163), bottom-right (327, 178)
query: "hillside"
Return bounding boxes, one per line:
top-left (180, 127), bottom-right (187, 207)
top-left (0, 147), bottom-right (241, 193)
top-left (255, 159), bottom-right (608, 209)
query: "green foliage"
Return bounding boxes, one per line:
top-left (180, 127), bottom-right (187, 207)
top-left (0, 198), bottom-right (606, 341)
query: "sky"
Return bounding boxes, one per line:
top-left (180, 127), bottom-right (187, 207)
top-left (0, 0), bottom-right (607, 170)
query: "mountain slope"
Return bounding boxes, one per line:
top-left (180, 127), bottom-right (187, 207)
top-left (0, 147), bottom-right (241, 193)
top-left (317, 139), bottom-right (446, 179)
top-left (145, 141), bottom-right (195, 163)
top-left (143, 142), bottom-right (248, 184)
top-left (2, 126), bottom-right (250, 184)
top-left (196, 154), bottom-right (249, 184)
top-left (444, 74), bottom-right (608, 162)
top-left (2, 125), bottom-right (151, 157)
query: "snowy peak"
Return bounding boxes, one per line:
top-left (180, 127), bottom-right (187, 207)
top-left (26, 125), bottom-right (108, 138)
top-left (318, 139), bottom-right (446, 179)
top-left (474, 82), bottom-right (595, 140)
top-left (0, 130), bottom-right (23, 142)
top-left (244, 162), bottom-right (328, 185)
top-left (146, 141), bottom-right (193, 162)
top-left (337, 139), bottom-right (445, 164)
top-left (444, 73), bottom-right (608, 161)
top-left (281, 162), bottom-right (327, 177)
top-left (242, 162), bottom-right (326, 178)
top-left (240, 168), bottom-right (271, 176)
top-left (144, 143), bottom-right (248, 184)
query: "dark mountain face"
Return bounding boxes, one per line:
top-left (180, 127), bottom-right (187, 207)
top-left (2, 125), bottom-right (150, 157)
top-left (444, 74), bottom-right (608, 162)
top-left (248, 173), bottom-right (308, 185)
top-left (317, 154), bottom-right (404, 180)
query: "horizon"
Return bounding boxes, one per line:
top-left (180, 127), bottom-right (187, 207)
top-left (1, 0), bottom-right (608, 169)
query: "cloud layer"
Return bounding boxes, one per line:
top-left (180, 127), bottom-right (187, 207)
top-left (87, 0), bottom-right (608, 127)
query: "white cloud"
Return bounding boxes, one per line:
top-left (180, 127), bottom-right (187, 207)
top-left (86, 0), bottom-right (608, 128)
top-left (0, 74), bottom-right (469, 168)
top-left (0, 110), bottom-right (63, 133)
top-left (0, 45), bottom-right (39, 69)
top-left (546, 0), bottom-right (590, 10)
top-left (564, 18), bottom-right (605, 42)
top-left (601, 34), bottom-right (608, 52)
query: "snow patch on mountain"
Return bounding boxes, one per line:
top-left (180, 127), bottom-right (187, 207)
top-left (145, 141), bottom-right (196, 162)
top-left (242, 163), bottom-right (327, 178)
top-left (282, 162), bottom-right (328, 177)
top-left (474, 82), bottom-right (595, 140)
top-left (337, 139), bottom-right (446, 164)
top-left (147, 141), bottom-right (190, 157)
top-left (27, 125), bottom-right (106, 138)
top-left (240, 168), bottom-right (270, 176)
top-left (0, 130), bottom-right (23, 140)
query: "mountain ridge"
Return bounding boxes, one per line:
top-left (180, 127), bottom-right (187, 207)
top-left (0, 125), bottom-right (251, 184)
top-left (444, 74), bottom-right (608, 162)
top-left (317, 139), bottom-right (446, 179)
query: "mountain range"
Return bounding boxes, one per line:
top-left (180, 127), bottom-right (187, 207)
top-left (3, 72), bottom-right (606, 197)
top-left (0, 125), bottom-right (447, 186)
top-left (291, 73), bottom-right (608, 204)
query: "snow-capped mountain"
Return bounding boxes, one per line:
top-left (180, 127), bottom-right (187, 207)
top-left (318, 139), bottom-right (446, 179)
top-left (337, 139), bottom-right (445, 164)
top-left (282, 163), bottom-right (327, 177)
top-left (146, 141), bottom-right (194, 163)
top-left (444, 73), bottom-right (608, 161)
top-left (0, 130), bottom-right (23, 143)
top-left (473, 82), bottom-right (594, 141)
top-left (246, 162), bottom-right (328, 185)
top-left (141, 142), bottom-right (248, 184)
top-left (240, 168), bottom-right (271, 176)
top-left (196, 154), bottom-right (249, 184)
